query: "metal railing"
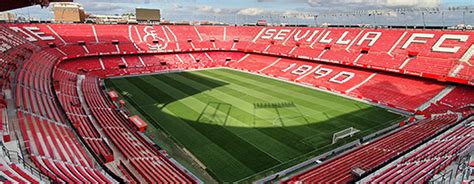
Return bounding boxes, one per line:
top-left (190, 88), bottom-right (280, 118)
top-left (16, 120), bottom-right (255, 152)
top-left (0, 142), bottom-right (53, 182)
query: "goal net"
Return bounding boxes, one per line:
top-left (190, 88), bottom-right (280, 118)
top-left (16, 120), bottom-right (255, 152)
top-left (332, 127), bottom-right (360, 144)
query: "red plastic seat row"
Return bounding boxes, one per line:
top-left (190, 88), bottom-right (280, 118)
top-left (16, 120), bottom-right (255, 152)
top-left (32, 156), bottom-right (110, 183)
top-left (0, 163), bottom-right (40, 184)
top-left (53, 69), bottom-right (116, 164)
top-left (369, 124), bottom-right (472, 182)
top-left (81, 76), bottom-right (195, 183)
top-left (12, 51), bottom-right (109, 182)
top-left (286, 115), bottom-right (458, 183)
top-left (117, 161), bottom-right (138, 184)
top-left (424, 85), bottom-right (474, 114)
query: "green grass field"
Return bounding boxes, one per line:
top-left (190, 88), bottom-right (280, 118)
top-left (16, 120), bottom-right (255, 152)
top-left (105, 68), bottom-right (403, 182)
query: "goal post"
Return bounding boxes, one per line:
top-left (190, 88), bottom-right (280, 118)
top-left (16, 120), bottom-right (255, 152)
top-left (332, 127), bottom-right (360, 144)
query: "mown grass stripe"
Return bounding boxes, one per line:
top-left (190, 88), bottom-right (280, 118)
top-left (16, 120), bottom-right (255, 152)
top-left (139, 75), bottom-right (281, 173)
top-left (162, 72), bottom-right (308, 159)
top-left (197, 70), bottom-right (355, 116)
top-left (173, 72), bottom-right (317, 153)
top-left (191, 70), bottom-right (383, 138)
top-left (120, 77), bottom-right (257, 181)
top-left (207, 69), bottom-right (363, 110)
top-left (200, 69), bottom-right (392, 127)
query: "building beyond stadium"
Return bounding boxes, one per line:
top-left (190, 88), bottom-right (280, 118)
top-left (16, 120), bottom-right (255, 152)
top-left (52, 2), bottom-right (85, 22)
top-left (136, 8), bottom-right (160, 22)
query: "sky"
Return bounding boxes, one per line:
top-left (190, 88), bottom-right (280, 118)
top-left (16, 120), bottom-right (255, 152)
top-left (7, 0), bottom-right (474, 26)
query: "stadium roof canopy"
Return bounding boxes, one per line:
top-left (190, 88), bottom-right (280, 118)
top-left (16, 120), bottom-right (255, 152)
top-left (0, 0), bottom-right (72, 11)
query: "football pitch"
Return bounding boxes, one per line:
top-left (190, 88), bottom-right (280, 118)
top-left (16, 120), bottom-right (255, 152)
top-left (105, 68), bottom-right (403, 182)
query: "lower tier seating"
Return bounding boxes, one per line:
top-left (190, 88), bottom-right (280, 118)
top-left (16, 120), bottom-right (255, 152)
top-left (14, 51), bottom-right (111, 183)
top-left (350, 74), bottom-right (446, 111)
top-left (369, 122), bottom-right (472, 183)
top-left (17, 112), bottom-right (110, 183)
top-left (53, 69), bottom-right (114, 163)
top-left (286, 114), bottom-right (459, 183)
top-left (424, 85), bottom-right (474, 114)
top-left (81, 76), bottom-right (194, 183)
top-left (0, 161), bottom-right (40, 184)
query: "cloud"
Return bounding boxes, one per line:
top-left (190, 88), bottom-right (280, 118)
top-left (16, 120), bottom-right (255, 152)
top-left (307, 0), bottom-right (441, 8)
top-left (238, 8), bottom-right (265, 16)
top-left (195, 5), bottom-right (223, 14)
top-left (10, 0), bottom-right (467, 25)
top-left (282, 10), bottom-right (316, 19)
top-left (81, 2), bottom-right (129, 12)
top-left (74, 0), bottom-right (191, 15)
top-left (172, 4), bottom-right (184, 10)
top-left (256, 0), bottom-right (441, 9)
top-left (191, 6), bottom-right (265, 16)
top-left (78, 0), bottom-right (153, 3)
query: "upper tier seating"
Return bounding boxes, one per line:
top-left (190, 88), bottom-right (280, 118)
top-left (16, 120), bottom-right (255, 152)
top-left (48, 24), bottom-right (97, 44)
top-left (196, 26), bottom-right (225, 41)
top-left (206, 52), bottom-right (246, 64)
top-left (0, 26), bottom-right (35, 98)
top-left (455, 63), bottom-right (474, 82)
top-left (286, 114), bottom-right (459, 183)
top-left (87, 43), bottom-right (119, 54)
top-left (93, 25), bottom-right (133, 43)
top-left (58, 44), bottom-right (86, 56)
top-left (7, 24), bottom-right (473, 84)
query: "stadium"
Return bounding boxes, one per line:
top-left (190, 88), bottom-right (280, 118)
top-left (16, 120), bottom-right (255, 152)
top-left (0, 0), bottom-right (473, 183)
